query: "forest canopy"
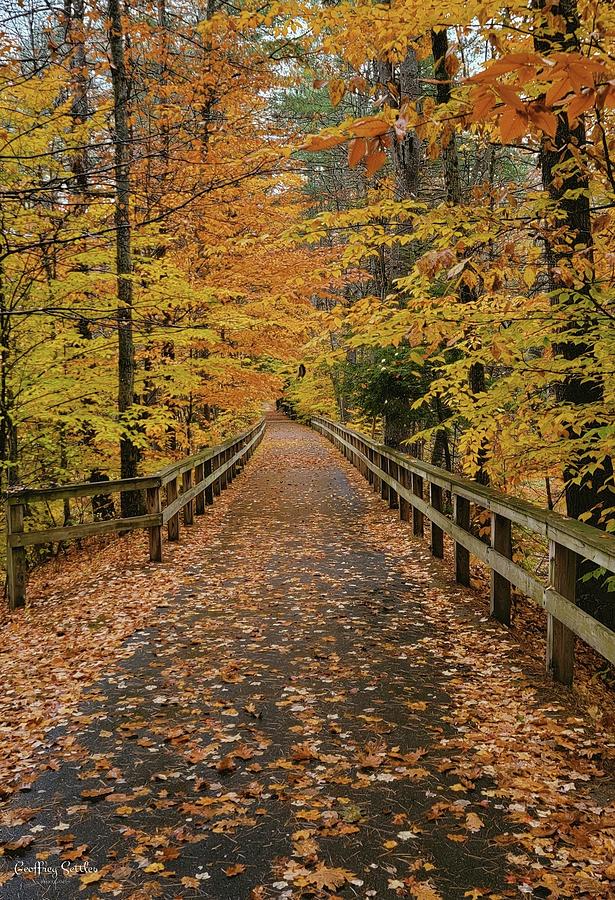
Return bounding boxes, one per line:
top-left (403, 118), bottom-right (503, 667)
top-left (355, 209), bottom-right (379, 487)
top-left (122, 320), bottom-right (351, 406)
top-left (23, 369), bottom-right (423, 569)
top-left (1, 0), bottom-right (614, 556)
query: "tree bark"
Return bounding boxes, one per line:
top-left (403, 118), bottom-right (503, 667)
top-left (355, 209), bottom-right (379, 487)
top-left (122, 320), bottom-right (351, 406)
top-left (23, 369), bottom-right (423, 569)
top-left (431, 30), bottom-right (462, 204)
top-left (108, 0), bottom-right (142, 515)
top-left (64, 0), bottom-right (89, 195)
top-left (0, 267), bottom-right (18, 490)
top-left (432, 28), bottom-right (489, 484)
top-left (533, 0), bottom-right (613, 623)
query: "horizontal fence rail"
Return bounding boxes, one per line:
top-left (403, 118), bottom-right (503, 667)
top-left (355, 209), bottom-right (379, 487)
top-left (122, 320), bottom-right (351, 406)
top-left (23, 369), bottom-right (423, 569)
top-left (312, 416), bottom-right (615, 686)
top-left (5, 419), bottom-right (266, 610)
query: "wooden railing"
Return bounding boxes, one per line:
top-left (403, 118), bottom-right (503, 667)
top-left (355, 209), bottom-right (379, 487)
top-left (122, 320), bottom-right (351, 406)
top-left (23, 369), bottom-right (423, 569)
top-left (312, 416), bottom-right (615, 686)
top-left (5, 419), bottom-right (266, 610)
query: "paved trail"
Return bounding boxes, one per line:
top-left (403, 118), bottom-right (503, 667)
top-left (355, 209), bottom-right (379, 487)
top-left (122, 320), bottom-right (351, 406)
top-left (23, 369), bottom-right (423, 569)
top-left (1, 416), bottom-right (613, 899)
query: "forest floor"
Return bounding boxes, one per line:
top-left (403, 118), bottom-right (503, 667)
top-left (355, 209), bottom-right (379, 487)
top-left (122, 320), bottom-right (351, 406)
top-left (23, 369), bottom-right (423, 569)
top-left (0, 415), bottom-right (614, 900)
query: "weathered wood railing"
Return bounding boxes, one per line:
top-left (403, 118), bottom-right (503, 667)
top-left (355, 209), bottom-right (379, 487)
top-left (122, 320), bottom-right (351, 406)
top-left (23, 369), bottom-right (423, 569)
top-left (312, 416), bottom-right (615, 686)
top-left (5, 419), bottom-right (266, 610)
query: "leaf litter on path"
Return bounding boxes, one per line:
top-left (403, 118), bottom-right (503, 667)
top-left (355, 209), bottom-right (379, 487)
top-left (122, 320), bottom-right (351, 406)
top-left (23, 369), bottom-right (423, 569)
top-left (0, 415), bottom-right (613, 898)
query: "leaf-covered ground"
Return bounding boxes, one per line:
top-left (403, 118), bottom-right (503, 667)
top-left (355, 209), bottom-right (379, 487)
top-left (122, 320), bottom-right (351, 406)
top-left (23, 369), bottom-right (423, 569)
top-left (1, 416), bottom-right (614, 899)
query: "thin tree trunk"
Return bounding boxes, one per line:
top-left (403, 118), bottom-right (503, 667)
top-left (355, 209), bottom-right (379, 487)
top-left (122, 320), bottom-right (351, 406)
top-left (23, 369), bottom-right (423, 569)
top-left (65, 0), bottom-right (89, 195)
top-left (432, 28), bottom-right (489, 484)
top-left (108, 0), bottom-right (141, 515)
top-left (0, 267), bottom-right (18, 490)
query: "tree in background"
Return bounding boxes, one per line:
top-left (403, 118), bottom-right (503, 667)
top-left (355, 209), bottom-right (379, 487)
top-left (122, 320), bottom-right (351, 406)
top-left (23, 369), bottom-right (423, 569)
top-left (285, 0), bottom-right (615, 619)
top-left (0, 0), bottom-right (332, 511)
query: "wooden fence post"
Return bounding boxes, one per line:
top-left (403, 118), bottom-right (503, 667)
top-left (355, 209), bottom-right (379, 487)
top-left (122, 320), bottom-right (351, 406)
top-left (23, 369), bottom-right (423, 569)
top-left (204, 458), bottom-right (214, 505)
top-left (360, 441), bottom-right (368, 478)
top-left (183, 468), bottom-right (194, 526)
top-left (490, 513), bottom-right (512, 625)
top-left (381, 455), bottom-right (390, 503)
top-left (399, 466), bottom-right (411, 523)
top-left (221, 449), bottom-right (229, 490)
top-left (430, 483), bottom-right (444, 559)
top-left (146, 485), bottom-right (163, 562)
top-left (6, 502), bottom-right (27, 610)
top-left (453, 494), bottom-right (471, 586)
top-left (167, 476), bottom-right (180, 541)
top-left (373, 451), bottom-right (381, 494)
top-left (412, 473), bottom-right (424, 538)
top-left (195, 462), bottom-right (205, 515)
top-left (547, 541), bottom-right (576, 685)
top-left (388, 460), bottom-right (399, 509)
top-left (213, 453), bottom-right (222, 497)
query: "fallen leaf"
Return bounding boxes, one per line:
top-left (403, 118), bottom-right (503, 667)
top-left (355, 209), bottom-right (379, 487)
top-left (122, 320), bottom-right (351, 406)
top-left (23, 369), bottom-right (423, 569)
top-left (1, 835), bottom-right (35, 854)
top-left (216, 755), bottom-right (237, 774)
top-left (296, 865), bottom-right (355, 890)
top-left (224, 864), bottom-right (246, 877)
top-left (465, 812), bottom-right (484, 833)
top-left (143, 862), bottom-right (165, 873)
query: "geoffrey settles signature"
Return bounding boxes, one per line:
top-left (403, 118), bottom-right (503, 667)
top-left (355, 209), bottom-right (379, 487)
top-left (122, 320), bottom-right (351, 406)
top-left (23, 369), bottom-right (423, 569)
top-left (14, 860), bottom-right (98, 879)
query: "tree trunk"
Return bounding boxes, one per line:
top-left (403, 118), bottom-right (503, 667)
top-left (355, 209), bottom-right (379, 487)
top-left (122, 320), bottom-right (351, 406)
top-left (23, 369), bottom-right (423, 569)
top-left (108, 0), bottom-right (142, 515)
top-left (432, 28), bottom-right (489, 485)
top-left (65, 0), bottom-right (89, 195)
top-left (0, 267), bottom-right (18, 490)
top-left (533, 0), bottom-right (613, 624)
top-left (431, 30), bottom-right (462, 205)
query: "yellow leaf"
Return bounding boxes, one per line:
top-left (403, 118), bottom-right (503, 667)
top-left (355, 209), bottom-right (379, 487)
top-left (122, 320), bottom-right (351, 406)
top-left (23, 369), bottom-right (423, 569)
top-left (143, 862), bottom-right (165, 873)
top-left (329, 79), bottom-right (346, 107)
top-left (296, 809), bottom-right (321, 821)
top-left (465, 812), bottom-right (484, 832)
